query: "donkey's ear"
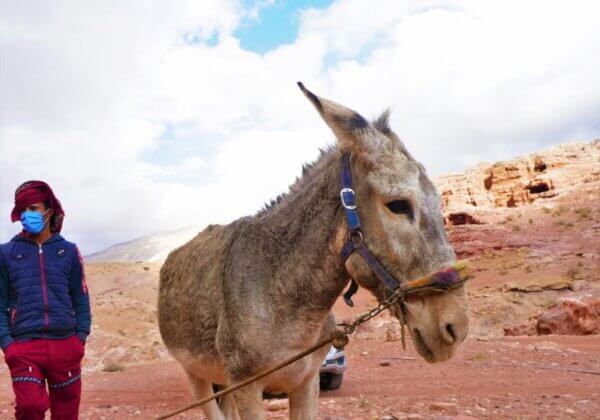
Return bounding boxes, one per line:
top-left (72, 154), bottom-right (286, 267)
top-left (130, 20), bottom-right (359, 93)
top-left (297, 82), bottom-right (370, 152)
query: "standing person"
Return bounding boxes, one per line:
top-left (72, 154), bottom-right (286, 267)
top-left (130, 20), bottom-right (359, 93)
top-left (0, 180), bottom-right (91, 420)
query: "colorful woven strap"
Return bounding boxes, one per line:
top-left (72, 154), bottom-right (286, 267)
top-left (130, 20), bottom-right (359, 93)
top-left (400, 262), bottom-right (469, 294)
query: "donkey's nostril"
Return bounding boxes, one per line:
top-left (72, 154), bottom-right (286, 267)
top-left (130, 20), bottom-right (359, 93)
top-left (442, 323), bottom-right (457, 344)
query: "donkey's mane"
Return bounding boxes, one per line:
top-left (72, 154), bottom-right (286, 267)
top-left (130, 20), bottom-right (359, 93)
top-left (258, 145), bottom-right (339, 215)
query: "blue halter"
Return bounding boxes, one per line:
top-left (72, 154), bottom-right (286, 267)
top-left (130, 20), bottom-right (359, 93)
top-left (339, 153), bottom-right (404, 305)
top-left (339, 152), bottom-right (470, 308)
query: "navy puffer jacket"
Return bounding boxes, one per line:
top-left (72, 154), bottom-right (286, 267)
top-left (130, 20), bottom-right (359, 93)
top-left (0, 233), bottom-right (91, 350)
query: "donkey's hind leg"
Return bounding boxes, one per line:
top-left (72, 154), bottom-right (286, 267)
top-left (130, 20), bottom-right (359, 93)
top-left (185, 371), bottom-right (225, 420)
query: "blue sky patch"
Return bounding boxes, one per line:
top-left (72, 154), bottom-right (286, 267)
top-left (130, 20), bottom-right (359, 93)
top-left (236, 0), bottom-right (333, 54)
top-left (142, 122), bottom-right (220, 166)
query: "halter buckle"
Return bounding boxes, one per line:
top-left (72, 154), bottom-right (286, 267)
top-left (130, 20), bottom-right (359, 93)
top-left (340, 188), bottom-right (357, 210)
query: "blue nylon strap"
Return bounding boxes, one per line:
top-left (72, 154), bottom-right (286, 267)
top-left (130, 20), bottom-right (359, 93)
top-left (355, 244), bottom-right (401, 291)
top-left (341, 238), bottom-right (401, 291)
top-left (340, 153), bottom-right (361, 231)
top-left (339, 152), bottom-right (401, 292)
top-left (341, 239), bottom-right (355, 260)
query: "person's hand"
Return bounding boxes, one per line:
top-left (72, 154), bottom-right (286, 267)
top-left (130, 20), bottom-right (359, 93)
top-left (77, 336), bottom-right (86, 345)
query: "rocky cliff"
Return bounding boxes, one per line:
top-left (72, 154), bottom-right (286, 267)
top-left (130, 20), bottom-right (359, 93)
top-left (435, 139), bottom-right (600, 225)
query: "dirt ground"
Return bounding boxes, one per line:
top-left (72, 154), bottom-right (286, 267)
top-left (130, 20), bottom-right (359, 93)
top-left (0, 182), bottom-right (599, 418)
top-left (1, 288), bottom-right (599, 419)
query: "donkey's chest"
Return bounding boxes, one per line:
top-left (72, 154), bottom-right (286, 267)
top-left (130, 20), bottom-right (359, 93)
top-left (217, 314), bottom-right (332, 386)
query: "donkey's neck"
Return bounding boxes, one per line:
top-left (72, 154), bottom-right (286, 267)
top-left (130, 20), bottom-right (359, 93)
top-left (256, 149), bottom-right (349, 313)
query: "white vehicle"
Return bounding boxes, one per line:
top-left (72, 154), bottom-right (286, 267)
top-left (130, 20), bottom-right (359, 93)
top-left (319, 346), bottom-right (346, 390)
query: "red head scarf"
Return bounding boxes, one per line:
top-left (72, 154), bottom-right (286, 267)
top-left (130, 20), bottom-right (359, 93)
top-left (11, 180), bottom-right (65, 233)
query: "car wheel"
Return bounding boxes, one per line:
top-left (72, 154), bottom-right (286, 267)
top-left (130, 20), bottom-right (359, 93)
top-left (320, 373), bottom-right (343, 390)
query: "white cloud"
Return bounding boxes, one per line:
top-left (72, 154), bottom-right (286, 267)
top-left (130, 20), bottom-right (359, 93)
top-left (1, 0), bottom-right (598, 254)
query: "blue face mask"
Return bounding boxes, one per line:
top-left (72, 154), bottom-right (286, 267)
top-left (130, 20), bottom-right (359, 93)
top-left (20, 210), bottom-right (49, 235)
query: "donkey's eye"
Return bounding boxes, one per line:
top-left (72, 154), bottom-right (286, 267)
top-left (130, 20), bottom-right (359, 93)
top-left (385, 199), bottom-right (413, 219)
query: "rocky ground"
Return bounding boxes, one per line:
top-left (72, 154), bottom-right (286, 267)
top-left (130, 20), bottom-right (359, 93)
top-left (1, 140), bottom-right (599, 418)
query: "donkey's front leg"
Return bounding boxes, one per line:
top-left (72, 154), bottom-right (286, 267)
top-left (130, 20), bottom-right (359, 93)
top-left (231, 382), bottom-right (265, 420)
top-left (288, 370), bottom-right (320, 420)
top-left (184, 371), bottom-right (225, 420)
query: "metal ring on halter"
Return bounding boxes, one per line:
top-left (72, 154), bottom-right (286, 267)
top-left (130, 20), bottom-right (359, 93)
top-left (349, 230), bottom-right (363, 246)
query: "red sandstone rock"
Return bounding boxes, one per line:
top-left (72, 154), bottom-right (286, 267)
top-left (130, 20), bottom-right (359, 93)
top-left (503, 321), bottom-right (537, 336)
top-left (536, 298), bottom-right (600, 336)
top-left (447, 212), bottom-right (481, 226)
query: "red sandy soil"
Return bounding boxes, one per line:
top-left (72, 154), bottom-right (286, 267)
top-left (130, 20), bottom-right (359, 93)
top-left (1, 287), bottom-right (599, 419)
top-left (1, 161), bottom-right (599, 418)
top-left (1, 288), bottom-right (599, 419)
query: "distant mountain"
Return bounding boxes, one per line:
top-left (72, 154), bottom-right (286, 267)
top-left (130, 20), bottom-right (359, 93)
top-left (85, 225), bottom-right (200, 263)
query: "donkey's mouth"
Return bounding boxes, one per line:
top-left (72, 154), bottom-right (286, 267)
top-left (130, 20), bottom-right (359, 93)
top-left (412, 328), bottom-right (434, 362)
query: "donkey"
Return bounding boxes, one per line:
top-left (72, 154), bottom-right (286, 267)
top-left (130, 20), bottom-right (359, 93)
top-left (158, 84), bottom-right (470, 419)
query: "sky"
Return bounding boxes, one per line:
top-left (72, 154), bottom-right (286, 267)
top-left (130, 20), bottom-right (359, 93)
top-left (1, 0), bottom-right (599, 254)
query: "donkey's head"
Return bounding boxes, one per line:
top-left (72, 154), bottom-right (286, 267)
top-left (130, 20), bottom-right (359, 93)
top-left (299, 83), bottom-right (469, 363)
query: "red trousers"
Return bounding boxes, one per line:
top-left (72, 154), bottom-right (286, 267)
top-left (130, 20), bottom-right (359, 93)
top-left (4, 335), bottom-right (84, 420)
